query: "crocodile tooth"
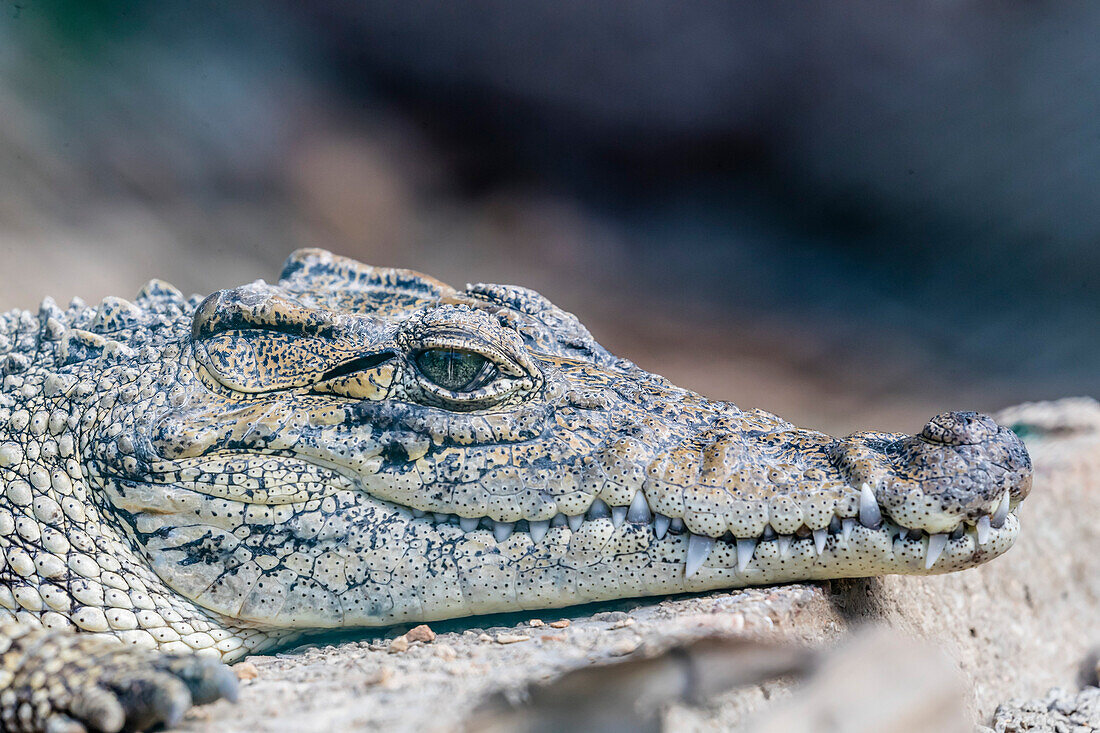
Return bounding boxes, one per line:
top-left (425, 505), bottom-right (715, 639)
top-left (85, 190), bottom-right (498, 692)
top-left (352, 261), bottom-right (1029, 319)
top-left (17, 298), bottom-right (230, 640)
top-left (459, 516), bottom-right (480, 533)
top-left (736, 538), bottom-right (756, 572)
top-left (654, 514), bottom-right (671, 539)
top-left (669, 517), bottom-right (685, 534)
top-left (859, 484), bottom-right (882, 528)
top-left (611, 506), bottom-right (627, 527)
top-left (627, 492), bottom-right (652, 524)
top-left (991, 492), bottom-right (1010, 528)
top-left (813, 528), bottom-right (827, 556)
top-left (976, 515), bottom-right (991, 545)
top-left (925, 533), bottom-right (948, 569)
top-left (841, 518), bottom-right (855, 542)
top-left (685, 534), bottom-right (714, 578)
top-left (567, 514), bottom-right (584, 532)
top-left (433, 513), bottom-right (451, 524)
top-left (412, 509), bottom-right (426, 518)
top-left (777, 535), bottom-right (792, 557)
top-left (529, 520), bottom-right (550, 543)
top-left (493, 521), bottom-right (515, 542)
top-left (586, 499), bottom-right (611, 520)
top-left (551, 513), bottom-right (569, 528)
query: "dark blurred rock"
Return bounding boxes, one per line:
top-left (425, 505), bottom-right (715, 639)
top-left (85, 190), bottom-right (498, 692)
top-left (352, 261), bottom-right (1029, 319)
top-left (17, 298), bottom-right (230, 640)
top-left (300, 0), bottom-right (1100, 258)
top-left (294, 0), bottom-right (1100, 400)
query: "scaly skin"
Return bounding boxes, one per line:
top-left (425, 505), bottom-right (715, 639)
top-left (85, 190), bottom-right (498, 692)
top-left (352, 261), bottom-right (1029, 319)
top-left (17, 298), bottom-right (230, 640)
top-left (0, 249), bottom-right (1031, 731)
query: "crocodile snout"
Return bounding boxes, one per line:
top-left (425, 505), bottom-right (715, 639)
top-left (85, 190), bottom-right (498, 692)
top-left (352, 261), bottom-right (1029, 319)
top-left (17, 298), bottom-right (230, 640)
top-left (833, 410), bottom-right (1031, 535)
top-left (919, 411), bottom-right (1000, 446)
top-left (905, 410), bottom-right (1032, 510)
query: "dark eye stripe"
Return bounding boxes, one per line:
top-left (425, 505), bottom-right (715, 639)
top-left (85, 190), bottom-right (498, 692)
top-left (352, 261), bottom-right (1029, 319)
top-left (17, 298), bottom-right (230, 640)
top-left (415, 348), bottom-right (490, 392)
top-left (319, 352), bottom-right (397, 382)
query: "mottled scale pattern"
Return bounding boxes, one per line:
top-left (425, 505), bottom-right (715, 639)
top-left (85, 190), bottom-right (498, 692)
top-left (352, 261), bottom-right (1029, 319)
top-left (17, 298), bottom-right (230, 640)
top-left (0, 249), bottom-right (1031, 731)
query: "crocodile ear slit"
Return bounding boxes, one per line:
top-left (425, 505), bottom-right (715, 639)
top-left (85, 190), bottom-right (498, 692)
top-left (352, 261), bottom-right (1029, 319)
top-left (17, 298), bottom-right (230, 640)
top-left (318, 352), bottom-right (398, 382)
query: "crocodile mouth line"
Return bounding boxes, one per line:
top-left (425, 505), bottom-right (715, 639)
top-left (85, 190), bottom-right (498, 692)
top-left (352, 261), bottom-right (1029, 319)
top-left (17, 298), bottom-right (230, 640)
top-left (389, 482), bottom-right (1018, 578)
top-left (143, 454), bottom-right (1016, 579)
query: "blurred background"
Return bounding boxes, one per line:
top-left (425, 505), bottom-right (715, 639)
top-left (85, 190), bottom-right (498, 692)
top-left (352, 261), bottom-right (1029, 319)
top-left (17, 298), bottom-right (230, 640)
top-left (0, 0), bottom-right (1095, 435)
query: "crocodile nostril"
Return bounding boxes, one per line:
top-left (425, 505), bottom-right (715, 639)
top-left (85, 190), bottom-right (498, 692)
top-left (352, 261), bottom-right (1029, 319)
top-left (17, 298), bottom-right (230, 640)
top-left (920, 411), bottom-right (1000, 446)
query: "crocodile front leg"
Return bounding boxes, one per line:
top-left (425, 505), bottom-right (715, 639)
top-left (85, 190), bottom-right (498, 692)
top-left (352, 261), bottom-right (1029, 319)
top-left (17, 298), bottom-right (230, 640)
top-left (0, 623), bottom-right (236, 733)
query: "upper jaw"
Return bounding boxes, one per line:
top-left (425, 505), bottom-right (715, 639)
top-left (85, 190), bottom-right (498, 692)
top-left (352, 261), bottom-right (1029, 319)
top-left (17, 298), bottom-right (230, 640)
top-left (346, 408), bottom-right (1029, 577)
top-left (388, 481), bottom-right (1020, 578)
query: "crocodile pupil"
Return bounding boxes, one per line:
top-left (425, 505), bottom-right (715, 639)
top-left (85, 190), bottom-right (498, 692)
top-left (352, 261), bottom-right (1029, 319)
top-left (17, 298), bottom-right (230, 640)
top-left (415, 348), bottom-right (488, 391)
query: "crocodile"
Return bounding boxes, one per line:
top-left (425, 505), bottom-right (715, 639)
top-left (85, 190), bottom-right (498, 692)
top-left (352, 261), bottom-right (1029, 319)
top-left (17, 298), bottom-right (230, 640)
top-left (0, 248), bottom-right (1031, 732)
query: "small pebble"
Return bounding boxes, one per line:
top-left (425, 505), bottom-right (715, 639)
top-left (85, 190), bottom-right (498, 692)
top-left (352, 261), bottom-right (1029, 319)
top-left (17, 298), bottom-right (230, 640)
top-left (362, 667), bottom-right (394, 687)
top-left (593, 611), bottom-right (629, 622)
top-left (548, 620), bottom-right (571, 629)
top-left (478, 634), bottom-right (493, 643)
top-left (528, 619), bottom-right (544, 627)
top-left (609, 618), bottom-right (635, 630)
top-left (388, 636), bottom-right (409, 653)
top-left (495, 633), bottom-right (531, 645)
top-left (406, 624), bottom-right (436, 643)
top-left (435, 644), bottom-right (457, 661)
top-left (233, 662), bottom-right (260, 681)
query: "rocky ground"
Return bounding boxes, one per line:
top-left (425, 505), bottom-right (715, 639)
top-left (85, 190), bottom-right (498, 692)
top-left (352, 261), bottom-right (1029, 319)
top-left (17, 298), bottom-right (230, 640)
top-left (168, 397), bottom-right (1100, 732)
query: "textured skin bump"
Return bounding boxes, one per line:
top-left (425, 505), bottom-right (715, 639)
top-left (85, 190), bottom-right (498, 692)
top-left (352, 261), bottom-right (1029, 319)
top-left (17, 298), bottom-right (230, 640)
top-left (0, 248), bottom-right (1031, 730)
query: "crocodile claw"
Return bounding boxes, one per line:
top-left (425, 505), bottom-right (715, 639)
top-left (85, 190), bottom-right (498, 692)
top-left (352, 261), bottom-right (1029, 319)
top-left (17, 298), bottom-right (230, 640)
top-left (74, 652), bottom-right (236, 733)
top-left (1, 625), bottom-right (237, 733)
top-left (158, 653), bottom-right (240, 706)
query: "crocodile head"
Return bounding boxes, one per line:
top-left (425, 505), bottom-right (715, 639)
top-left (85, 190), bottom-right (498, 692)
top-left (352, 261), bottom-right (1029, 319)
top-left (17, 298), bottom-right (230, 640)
top-left (89, 249), bottom-right (1031, 629)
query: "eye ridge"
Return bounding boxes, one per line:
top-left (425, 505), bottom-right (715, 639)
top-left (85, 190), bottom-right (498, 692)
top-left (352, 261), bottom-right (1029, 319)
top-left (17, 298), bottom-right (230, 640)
top-left (414, 347), bottom-right (495, 392)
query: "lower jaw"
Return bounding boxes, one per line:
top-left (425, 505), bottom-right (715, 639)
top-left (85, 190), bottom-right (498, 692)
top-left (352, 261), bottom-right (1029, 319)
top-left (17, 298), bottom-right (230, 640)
top-left (349, 510), bottom-right (1020, 625)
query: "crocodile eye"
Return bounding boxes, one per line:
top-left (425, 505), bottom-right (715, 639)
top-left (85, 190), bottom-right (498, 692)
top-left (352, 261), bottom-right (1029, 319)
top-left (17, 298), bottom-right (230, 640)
top-left (415, 348), bottom-right (494, 392)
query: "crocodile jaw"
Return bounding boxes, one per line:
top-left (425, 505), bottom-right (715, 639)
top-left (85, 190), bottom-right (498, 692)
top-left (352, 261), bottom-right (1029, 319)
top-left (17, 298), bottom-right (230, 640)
top-left (112, 462), bottom-right (1020, 629)
top-left (411, 513), bottom-right (1023, 622)
top-left (399, 487), bottom-right (1021, 587)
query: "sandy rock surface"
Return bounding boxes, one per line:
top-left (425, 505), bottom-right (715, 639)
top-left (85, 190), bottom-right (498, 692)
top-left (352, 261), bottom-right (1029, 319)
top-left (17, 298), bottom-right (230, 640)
top-left (984, 687), bottom-right (1100, 732)
top-left (181, 586), bottom-right (839, 732)
top-left (178, 398), bottom-right (1100, 732)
